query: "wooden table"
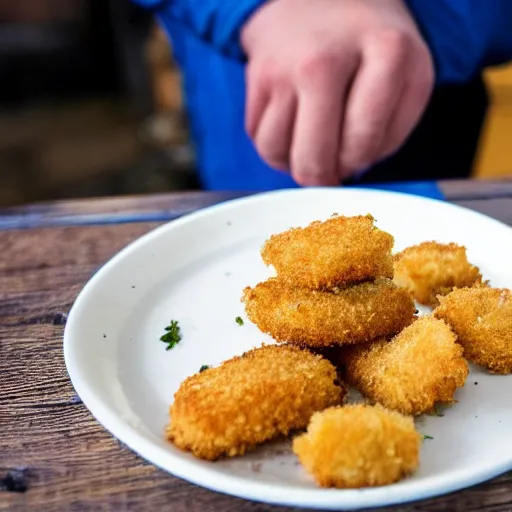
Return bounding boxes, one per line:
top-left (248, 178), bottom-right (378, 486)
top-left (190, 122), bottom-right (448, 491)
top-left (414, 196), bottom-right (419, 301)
top-left (1, 179), bottom-right (512, 512)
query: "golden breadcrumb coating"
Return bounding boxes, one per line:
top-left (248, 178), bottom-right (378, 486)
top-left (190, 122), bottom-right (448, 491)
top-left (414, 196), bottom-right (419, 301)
top-left (434, 286), bottom-right (512, 374)
top-left (393, 241), bottom-right (483, 307)
top-left (340, 316), bottom-right (468, 415)
top-left (293, 404), bottom-right (420, 488)
top-left (261, 214), bottom-right (394, 289)
top-left (167, 345), bottom-right (345, 460)
top-left (242, 277), bottom-right (416, 347)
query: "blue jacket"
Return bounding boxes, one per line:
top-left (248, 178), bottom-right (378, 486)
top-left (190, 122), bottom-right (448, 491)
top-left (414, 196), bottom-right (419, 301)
top-left (135, 0), bottom-right (512, 191)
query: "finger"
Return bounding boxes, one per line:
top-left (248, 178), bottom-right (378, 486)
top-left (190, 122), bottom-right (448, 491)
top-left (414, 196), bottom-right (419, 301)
top-left (378, 57), bottom-right (434, 160)
top-left (254, 87), bottom-right (297, 170)
top-left (291, 54), bottom-right (356, 186)
top-left (245, 65), bottom-right (271, 138)
top-left (338, 31), bottom-right (408, 179)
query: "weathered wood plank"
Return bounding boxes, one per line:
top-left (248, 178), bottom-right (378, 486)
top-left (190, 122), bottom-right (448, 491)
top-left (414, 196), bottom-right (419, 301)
top-left (0, 192), bottom-right (247, 230)
top-left (1, 185), bottom-right (512, 511)
top-left (0, 223), bottom-right (161, 295)
top-left (0, 191), bottom-right (237, 218)
top-left (439, 178), bottom-right (512, 201)
top-left (1, 179), bottom-right (511, 231)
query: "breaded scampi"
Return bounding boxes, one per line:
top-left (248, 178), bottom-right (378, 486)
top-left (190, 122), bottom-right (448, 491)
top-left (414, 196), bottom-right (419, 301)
top-left (293, 404), bottom-right (420, 488)
top-left (261, 214), bottom-right (394, 289)
top-left (167, 345), bottom-right (345, 460)
top-left (393, 241), bottom-right (483, 307)
top-left (242, 277), bottom-right (415, 347)
top-left (340, 316), bottom-right (468, 415)
top-left (434, 286), bottom-right (512, 374)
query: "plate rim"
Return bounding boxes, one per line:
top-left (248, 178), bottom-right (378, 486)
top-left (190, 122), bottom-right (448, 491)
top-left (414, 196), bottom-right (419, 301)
top-left (63, 187), bottom-right (512, 509)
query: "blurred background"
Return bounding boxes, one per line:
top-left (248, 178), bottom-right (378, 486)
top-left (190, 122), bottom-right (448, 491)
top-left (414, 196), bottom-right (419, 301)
top-left (0, 0), bottom-right (510, 207)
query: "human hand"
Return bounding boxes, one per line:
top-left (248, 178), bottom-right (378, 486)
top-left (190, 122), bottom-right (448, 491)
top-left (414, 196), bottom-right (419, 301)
top-left (241, 0), bottom-right (434, 186)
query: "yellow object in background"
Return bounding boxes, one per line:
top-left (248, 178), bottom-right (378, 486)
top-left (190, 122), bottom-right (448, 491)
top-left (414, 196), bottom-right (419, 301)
top-left (474, 64), bottom-right (512, 178)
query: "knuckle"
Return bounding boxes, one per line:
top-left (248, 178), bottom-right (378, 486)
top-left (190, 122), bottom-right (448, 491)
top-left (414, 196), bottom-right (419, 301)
top-left (252, 61), bottom-right (278, 87)
top-left (367, 29), bottom-right (411, 64)
top-left (272, 75), bottom-right (293, 97)
top-left (252, 61), bottom-right (291, 91)
top-left (254, 67), bottom-right (273, 89)
top-left (296, 51), bottom-right (337, 87)
top-left (380, 29), bottom-right (412, 53)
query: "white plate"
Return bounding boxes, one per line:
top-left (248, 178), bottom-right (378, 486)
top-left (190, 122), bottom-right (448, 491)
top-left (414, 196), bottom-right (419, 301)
top-left (64, 188), bottom-right (512, 510)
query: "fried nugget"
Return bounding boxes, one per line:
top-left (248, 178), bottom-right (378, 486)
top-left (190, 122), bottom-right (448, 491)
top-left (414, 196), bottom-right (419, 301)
top-left (393, 241), bottom-right (483, 307)
top-left (293, 404), bottom-right (420, 488)
top-left (167, 345), bottom-right (345, 460)
top-left (434, 286), bottom-right (512, 374)
top-left (242, 277), bottom-right (415, 347)
top-left (261, 214), bottom-right (394, 289)
top-left (340, 316), bottom-right (468, 415)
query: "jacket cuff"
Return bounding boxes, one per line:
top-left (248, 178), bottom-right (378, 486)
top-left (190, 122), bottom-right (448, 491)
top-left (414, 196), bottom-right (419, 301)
top-left (134, 0), bottom-right (266, 60)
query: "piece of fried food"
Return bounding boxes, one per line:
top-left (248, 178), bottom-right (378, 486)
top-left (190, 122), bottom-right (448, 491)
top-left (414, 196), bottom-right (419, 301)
top-left (167, 345), bottom-right (345, 460)
top-left (340, 316), bottom-right (468, 415)
top-left (393, 241), bottom-right (483, 307)
top-left (242, 277), bottom-right (416, 347)
top-left (434, 286), bottom-right (512, 374)
top-left (261, 214), bottom-right (394, 289)
top-left (293, 404), bottom-right (420, 488)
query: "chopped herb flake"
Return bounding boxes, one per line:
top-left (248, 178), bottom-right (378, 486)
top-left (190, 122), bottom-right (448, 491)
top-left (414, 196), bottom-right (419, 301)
top-left (199, 365), bottom-right (210, 373)
top-left (423, 434), bottom-right (434, 440)
top-left (160, 320), bottom-right (181, 350)
top-left (235, 316), bottom-right (244, 326)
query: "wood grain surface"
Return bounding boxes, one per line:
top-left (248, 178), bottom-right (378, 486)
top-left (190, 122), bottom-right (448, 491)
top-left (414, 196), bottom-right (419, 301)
top-left (1, 180), bottom-right (511, 512)
top-left (0, 192), bottom-right (248, 230)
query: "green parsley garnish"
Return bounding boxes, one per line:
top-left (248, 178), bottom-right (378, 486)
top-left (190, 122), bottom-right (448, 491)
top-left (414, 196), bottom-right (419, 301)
top-left (160, 320), bottom-right (181, 350)
top-left (199, 364), bottom-right (210, 373)
top-left (235, 316), bottom-right (244, 326)
top-left (423, 434), bottom-right (434, 440)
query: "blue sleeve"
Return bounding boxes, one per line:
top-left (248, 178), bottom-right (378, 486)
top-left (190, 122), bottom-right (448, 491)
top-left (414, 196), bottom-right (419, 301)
top-left (406, 0), bottom-right (512, 84)
top-left (132, 0), bottom-right (265, 59)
